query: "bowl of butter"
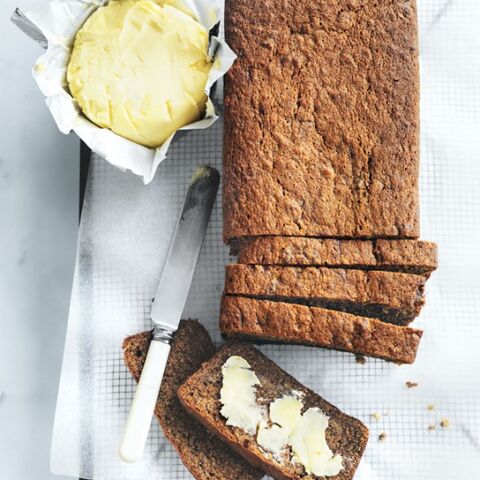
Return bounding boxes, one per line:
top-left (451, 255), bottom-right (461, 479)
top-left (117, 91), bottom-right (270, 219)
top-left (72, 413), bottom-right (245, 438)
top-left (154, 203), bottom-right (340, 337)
top-left (23, 0), bottom-right (235, 183)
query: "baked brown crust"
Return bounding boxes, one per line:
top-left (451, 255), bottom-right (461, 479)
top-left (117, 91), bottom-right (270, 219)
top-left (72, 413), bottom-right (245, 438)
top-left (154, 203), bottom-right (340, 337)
top-left (220, 296), bottom-right (423, 364)
top-left (223, 0), bottom-right (420, 241)
top-left (178, 342), bottom-right (369, 480)
top-left (225, 264), bottom-right (426, 325)
top-left (235, 237), bottom-right (437, 274)
top-left (122, 320), bottom-right (263, 480)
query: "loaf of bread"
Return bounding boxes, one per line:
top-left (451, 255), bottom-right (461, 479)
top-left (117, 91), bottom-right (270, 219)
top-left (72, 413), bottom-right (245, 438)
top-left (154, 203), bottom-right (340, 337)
top-left (178, 342), bottom-right (369, 480)
top-left (225, 264), bottom-right (426, 325)
top-left (123, 320), bottom-right (263, 480)
top-left (234, 237), bottom-right (437, 275)
top-left (223, 0), bottom-right (420, 241)
top-left (220, 296), bottom-right (423, 364)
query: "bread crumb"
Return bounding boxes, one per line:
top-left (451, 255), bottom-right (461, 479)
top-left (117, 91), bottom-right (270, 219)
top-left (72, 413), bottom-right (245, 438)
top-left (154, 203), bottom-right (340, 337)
top-left (427, 424), bottom-right (436, 431)
top-left (427, 404), bottom-right (435, 411)
top-left (406, 381), bottom-right (418, 388)
top-left (378, 432), bottom-right (387, 442)
top-left (370, 412), bottom-right (382, 422)
top-left (383, 410), bottom-right (390, 416)
top-left (440, 418), bottom-right (450, 428)
top-left (355, 354), bottom-right (366, 364)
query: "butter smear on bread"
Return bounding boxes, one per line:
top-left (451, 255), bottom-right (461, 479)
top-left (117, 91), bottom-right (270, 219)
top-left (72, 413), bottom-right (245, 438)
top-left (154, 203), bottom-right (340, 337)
top-left (220, 356), bottom-right (343, 477)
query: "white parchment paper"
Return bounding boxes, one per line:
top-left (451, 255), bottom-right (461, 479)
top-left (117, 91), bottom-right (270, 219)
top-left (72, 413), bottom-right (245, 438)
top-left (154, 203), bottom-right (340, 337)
top-left (23, 0), bottom-right (236, 184)
top-left (50, 1), bottom-right (480, 478)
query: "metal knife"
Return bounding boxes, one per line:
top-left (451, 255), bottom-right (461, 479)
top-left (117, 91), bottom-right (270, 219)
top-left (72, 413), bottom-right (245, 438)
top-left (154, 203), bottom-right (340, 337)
top-left (11, 8), bottom-right (48, 48)
top-left (119, 165), bottom-right (220, 463)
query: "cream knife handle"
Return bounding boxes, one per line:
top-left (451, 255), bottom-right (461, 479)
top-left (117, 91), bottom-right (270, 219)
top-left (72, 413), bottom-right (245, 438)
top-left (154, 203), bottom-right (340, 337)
top-left (119, 340), bottom-right (170, 463)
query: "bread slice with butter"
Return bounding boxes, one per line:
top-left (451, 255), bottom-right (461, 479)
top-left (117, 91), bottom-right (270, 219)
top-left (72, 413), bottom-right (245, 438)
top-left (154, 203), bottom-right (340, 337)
top-left (178, 343), bottom-right (369, 480)
top-left (123, 320), bottom-right (263, 480)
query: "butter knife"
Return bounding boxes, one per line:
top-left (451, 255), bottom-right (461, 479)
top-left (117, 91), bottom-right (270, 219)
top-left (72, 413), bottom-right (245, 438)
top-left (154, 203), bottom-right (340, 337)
top-left (119, 165), bottom-right (220, 463)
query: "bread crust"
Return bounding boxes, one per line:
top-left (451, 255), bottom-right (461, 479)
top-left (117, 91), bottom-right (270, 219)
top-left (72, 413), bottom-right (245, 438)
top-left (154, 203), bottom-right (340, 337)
top-left (223, 0), bottom-right (420, 241)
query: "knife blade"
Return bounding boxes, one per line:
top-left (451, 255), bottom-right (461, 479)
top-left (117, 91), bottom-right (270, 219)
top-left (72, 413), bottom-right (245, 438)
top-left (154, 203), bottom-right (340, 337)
top-left (119, 165), bottom-right (219, 463)
top-left (11, 8), bottom-right (48, 48)
top-left (150, 165), bottom-right (220, 335)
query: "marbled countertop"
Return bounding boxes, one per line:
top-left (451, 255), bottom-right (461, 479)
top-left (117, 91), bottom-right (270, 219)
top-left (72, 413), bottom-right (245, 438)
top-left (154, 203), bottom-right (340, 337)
top-left (0, 1), bottom-right (78, 479)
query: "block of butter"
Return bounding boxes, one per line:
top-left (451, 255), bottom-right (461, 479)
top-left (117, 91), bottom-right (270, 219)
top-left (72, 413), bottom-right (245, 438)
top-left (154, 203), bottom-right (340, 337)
top-left (23, 0), bottom-right (236, 182)
top-left (68, 0), bottom-right (212, 147)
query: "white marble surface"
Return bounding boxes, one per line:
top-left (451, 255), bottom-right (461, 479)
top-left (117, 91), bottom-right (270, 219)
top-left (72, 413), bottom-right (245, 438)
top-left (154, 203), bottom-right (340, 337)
top-left (0, 1), bottom-right (78, 479)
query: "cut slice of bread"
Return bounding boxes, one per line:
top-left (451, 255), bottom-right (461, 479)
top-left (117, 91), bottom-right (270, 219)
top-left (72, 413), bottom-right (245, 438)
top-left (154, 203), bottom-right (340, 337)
top-left (220, 296), bottom-right (423, 364)
top-left (234, 237), bottom-right (437, 275)
top-left (122, 320), bottom-right (263, 480)
top-left (178, 342), bottom-right (369, 480)
top-left (225, 264), bottom-right (426, 325)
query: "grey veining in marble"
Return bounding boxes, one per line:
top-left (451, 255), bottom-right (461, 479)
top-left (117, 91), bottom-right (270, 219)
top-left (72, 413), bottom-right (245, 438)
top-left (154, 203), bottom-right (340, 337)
top-left (0, 1), bottom-right (78, 479)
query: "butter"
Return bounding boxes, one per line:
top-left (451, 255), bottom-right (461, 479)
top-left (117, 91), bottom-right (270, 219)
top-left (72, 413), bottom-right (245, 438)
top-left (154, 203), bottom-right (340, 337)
top-left (256, 423), bottom-right (290, 456)
top-left (258, 395), bottom-right (343, 477)
top-left (219, 356), bottom-right (265, 435)
top-left (67, 0), bottom-right (212, 147)
top-left (288, 406), bottom-right (343, 476)
top-left (269, 394), bottom-right (303, 431)
top-left (34, 62), bottom-right (45, 73)
top-left (220, 356), bottom-right (344, 477)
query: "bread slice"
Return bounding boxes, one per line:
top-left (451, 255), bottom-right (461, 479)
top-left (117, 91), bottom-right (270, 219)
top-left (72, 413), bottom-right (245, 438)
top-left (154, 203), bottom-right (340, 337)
top-left (122, 320), bottom-right (263, 480)
top-left (178, 342), bottom-right (369, 480)
top-left (225, 264), bottom-right (426, 325)
top-left (234, 237), bottom-right (437, 275)
top-left (220, 296), bottom-right (423, 364)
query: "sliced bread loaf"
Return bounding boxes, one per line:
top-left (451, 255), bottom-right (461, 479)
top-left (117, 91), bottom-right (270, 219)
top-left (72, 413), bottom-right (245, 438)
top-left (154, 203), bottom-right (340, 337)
top-left (178, 342), bottom-right (369, 480)
top-left (123, 320), bottom-right (263, 480)
top-left (225, 264), bottom-right (426, 325)
top-left (234, 237), bottom-right (437, 275)
top-left (220, 296), bottom-right (423, 364)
